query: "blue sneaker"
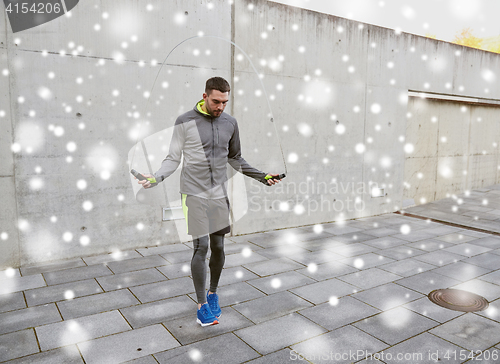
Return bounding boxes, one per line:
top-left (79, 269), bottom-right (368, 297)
top-left (207, 292), bottom-right (221, 318)
top-left (196, 303), bottom-right (218, 327)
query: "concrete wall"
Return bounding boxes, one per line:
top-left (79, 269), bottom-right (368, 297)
top-left (1, 0), bottom-right (500, 268)
top-left (404, 97), bottom-right (500, 204)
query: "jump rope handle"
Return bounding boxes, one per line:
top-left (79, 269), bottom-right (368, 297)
top-left (265, 173), bottom-right (286, 182)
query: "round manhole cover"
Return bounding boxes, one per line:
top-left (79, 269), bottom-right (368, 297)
top-left (428, 289), bottom-right (489, 312)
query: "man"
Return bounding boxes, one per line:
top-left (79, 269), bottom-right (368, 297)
top-left (138, 77), bottom-right (281, 326)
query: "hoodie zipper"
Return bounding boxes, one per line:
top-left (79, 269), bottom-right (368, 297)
top-left (211, 118), bottom-right (215, 187)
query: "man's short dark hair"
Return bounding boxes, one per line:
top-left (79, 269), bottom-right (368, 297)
top-left (205, 77), bottom-right (231, 95)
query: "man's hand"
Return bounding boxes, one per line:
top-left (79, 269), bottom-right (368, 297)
top-left (266, 173), bottom-right (282, 186)
top-left (135, 173), bottom-right (155, 189)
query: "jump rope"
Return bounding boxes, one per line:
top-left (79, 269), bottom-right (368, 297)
top-left (129, 34), bottom-right (287, 184)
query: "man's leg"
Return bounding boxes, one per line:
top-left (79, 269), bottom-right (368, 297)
top-left (191, 234), bottom-right (210, 307)
top-left (206, 233), bottom-right (225, 318)
top-left (208, 233), bottom-right (225, 294)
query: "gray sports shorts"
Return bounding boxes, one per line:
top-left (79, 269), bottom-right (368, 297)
top-left (181, 194), bottom-right (230, 237)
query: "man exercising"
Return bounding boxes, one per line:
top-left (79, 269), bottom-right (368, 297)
top-left (138, 77), bottom-right (281, 326)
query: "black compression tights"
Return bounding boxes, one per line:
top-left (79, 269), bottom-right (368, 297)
top-left (191, 234), bottom-right (225, 304)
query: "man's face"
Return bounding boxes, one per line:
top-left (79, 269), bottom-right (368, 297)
top-left (203, 89), bottom-right (229, 117)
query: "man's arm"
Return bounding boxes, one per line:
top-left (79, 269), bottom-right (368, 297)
top-left (227, 121), bottom-right (279, 185)
top-left (138, 119), bottom-right (185, 189)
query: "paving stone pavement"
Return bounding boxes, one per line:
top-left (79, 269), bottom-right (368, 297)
top-left (1, 185), bottom-right (500, 363)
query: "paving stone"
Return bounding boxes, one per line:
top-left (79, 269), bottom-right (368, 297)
top-left (395, 271), bottom-right (462, 295)
top-left (106, 255), bottom-right (169, 274)
top-left (294, 237), bottom-right (344, 251)
top-left (243, 257), bottom-right (304, 276)
top-left (403, 296), bottom-right (464, 323)
top-left (469, 348), bottom-right (500, 364)
top-left (353, 307), bottom-right (439, 345)
top-left (120, 295), bottom-right (194, 328)
top-left (478, 270), bottom-right (500, 285)
top-left (476, 298), bottom-right (500, 323)
top-left (223, 251), bottom-right (269, 268)
top-left (154, 332), bottom-right (259, 364)
top-left (451, 279), bottom-right (500, 301)
top-left (5, 345), bottom-right (83, 364)
top-left (290, 278), bottom-right (357, 304)
top-left (434, 233), bottom-right (480, 244)
top-left (377, 245), bottom-right (427, 260)
top-left (469, 236), bottom-right (500, 249)
top-left (245, 349), bottom-right (296, 364)
top-left (464, 253), bottom-right (500, 270)
top-left (0, 329), bottom-right (39, 362)
top-left (222, 241), bottom-right (264, 255)
top-left (362, 227), bottom-right (399, 237)
top-left (295, 261), bottom-right (358, 281)
top-left (216, 266), bottom-right (260, 286)
top-left (332, 243), bottom-right (380, 257)
top-left (338, 268), bottom-right (402, 290)
top-left (232, 290), bottom-right (312, 324)
top-left (414, 250), bottom-right (465, 266)
top-left (291, 325), bottom-right (388, 364)
top-left (130, 277), bottom-right (194, 303)
top-left (362, 236), bottom-right (408, 249)
top-left (97, 268), bottom-right (167, 291)
top-left (255, 245), bottom-right (311, 260)
top-left (0, 268), bottom-right (21, 280)
top-left (331, 232), bottom-right (379, 244)
top-left (159, 249), bottom-right (195, 264)
top-left (443, 243), bottom-right (492, 257)
top-left (424, 225), bottom-right (462, 235)
top-left (405, 239), bottom-right (453, 252)
top-left (20, 258), bottom-right (86, 276)
top-left (430, 314), bottom-right (500, 351)
top-left (0, 303), bottom-right (61, 335)
top-left (58, 289), bottom-right (140, 320)
top-left (431, 262), bottom-right (492, 282)
top-left (0, 274), bottom-right (46, 295)
top-left (78, 324), bottom-right (180, 364)
top-left (121, 356), bottom-right (158, 364)
top-left (382, 332), bottom-right (464, 364)
top-left (242, 232), bottom-right (289, 248)
top-left (136, 243), bottom-right (190, 256)
top-left (340, 253), bottom-right (395, 270)
top-left (298, 296), bottom-right (380, 330)
top-left (323, 225), bottom-right (362, 235)
top-left (156, 262), bottom-right (191, 279)
top-left (36, 310), bottom-right (131, 350)
top-left (295, 231), bottom-right (337, 243)
top-left (0, 292), bottom-right (26, 313)
top-left (82, 250), bottom-right (143, 265)
top-left (25, 279), bottom-right (102, 306)
top-left (234, 313), bottom-right (327, 355)
top-left (352, 283), bottom-right (423, 311)
top-left (454, 229), bottom-right (491, 238)
top-left (247, 271), bottom-right (316, 295)
top-left (378, 258), bottom-right (436, 277)
top-left (287, 249), bottom-right (343, 265)
top-left (391, 230), bottom-right (441, 242)
top-left (43, 264), bottom-right (112, 285)
top-left (164, 306), bottom-right (253, 345)
top-left (490, 248), bottom-right (500, 256)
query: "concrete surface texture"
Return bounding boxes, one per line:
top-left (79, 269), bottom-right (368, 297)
top-left (1, 184), bottom-right (500, 363)
top-left (1, 0), bottom-right (500, 268)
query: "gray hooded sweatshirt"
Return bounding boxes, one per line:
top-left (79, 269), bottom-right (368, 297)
top-left (154, 100), bottom-right (269, 199)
